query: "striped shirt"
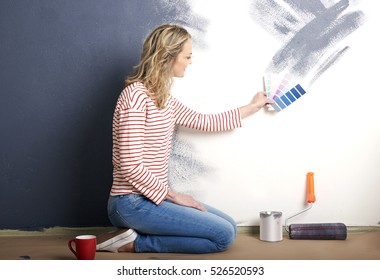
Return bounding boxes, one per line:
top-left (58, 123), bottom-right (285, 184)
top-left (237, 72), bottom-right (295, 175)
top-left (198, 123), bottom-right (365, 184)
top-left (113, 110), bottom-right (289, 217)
top-left (110, 82), bottom-right (242, 205)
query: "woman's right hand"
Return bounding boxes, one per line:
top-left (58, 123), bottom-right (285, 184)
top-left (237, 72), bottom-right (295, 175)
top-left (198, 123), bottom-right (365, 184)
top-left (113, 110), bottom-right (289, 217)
top-left (167, 189), bottom-right (207, 212)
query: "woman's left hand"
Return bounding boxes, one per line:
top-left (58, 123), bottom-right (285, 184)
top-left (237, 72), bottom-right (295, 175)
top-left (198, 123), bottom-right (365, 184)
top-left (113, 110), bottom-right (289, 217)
top-left (167, 189), bottom-right (207, 212)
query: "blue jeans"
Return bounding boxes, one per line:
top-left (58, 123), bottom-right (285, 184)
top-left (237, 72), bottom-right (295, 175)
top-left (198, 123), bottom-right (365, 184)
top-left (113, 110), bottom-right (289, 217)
top-left (107, 194), bottom-right (237, 253)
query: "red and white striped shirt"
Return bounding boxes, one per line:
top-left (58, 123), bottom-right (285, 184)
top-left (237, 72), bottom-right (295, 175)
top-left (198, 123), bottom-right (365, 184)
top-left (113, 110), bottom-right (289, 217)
top-left (110, 82), bottom-right (242, 205)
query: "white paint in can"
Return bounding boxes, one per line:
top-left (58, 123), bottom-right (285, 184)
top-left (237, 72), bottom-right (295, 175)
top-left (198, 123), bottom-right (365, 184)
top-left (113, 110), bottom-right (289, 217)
top-left (259, 211), bottom-right (283, 242)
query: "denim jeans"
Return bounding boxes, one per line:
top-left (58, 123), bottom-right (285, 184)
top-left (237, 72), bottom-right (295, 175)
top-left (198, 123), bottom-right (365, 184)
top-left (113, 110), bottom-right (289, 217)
top-left (107, 194), bottom-right (237, 253)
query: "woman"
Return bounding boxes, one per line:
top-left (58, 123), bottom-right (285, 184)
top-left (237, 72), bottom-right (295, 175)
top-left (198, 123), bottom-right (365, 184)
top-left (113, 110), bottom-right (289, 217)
top-left (96, 24), bottom-right (274, 253)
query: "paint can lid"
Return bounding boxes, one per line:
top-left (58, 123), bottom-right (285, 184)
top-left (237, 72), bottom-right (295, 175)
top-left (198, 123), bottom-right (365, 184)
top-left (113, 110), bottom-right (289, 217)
top-left (260, 211), bottom-right (282, 218)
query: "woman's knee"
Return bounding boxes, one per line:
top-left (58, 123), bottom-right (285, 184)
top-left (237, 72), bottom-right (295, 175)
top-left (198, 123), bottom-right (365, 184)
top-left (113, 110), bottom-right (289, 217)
top-left (214, 222), bottom-right (236, 252)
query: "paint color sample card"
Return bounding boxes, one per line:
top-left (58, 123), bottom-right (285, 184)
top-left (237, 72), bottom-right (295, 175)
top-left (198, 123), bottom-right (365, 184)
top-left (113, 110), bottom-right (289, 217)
top-left (263, 74), bottom-right (306, 112)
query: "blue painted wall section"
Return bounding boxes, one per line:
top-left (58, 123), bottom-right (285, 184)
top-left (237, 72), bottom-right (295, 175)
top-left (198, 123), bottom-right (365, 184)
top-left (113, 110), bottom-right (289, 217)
top-left (0, 0), bottom-right (206, 229)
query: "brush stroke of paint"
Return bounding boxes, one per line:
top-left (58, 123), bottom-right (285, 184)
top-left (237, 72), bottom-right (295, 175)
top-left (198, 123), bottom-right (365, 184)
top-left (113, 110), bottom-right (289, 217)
top-left (250, 0), bottom-right (365, 83)
top-left (157, 0), bottom-right (209, 48)
top-left (147, 0), bottom-right (211, 191)
top-left (168, 131), bottom-right (213, 197)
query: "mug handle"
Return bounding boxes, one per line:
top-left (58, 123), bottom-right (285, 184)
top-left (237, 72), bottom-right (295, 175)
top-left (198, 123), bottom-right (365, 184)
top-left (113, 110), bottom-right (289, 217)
top-left (68, 239), bottom-right (77, 257)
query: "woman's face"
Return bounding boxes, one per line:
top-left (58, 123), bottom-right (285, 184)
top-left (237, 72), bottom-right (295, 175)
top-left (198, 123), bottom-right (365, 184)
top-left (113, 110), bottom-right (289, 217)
top-left (172, 39), bottom-right (192, 78)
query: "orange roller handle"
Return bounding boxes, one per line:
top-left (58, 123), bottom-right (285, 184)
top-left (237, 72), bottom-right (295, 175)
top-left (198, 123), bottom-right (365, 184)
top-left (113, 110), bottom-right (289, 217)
top-left (307, 172), bottom-right (316, 203)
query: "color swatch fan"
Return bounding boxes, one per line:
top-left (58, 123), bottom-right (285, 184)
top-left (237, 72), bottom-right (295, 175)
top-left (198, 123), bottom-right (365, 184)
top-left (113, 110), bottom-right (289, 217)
top-left (263, 74), bottom-right (307, 112)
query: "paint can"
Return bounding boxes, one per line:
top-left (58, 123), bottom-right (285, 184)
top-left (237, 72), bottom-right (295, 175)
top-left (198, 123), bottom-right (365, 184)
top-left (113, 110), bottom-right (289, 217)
top-left (259, 211), bottom-right (283, 242)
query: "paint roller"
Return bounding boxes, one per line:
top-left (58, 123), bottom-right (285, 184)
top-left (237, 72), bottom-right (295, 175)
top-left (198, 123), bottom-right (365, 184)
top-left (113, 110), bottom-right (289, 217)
top-left (285, 172), bottom-right (347, 240)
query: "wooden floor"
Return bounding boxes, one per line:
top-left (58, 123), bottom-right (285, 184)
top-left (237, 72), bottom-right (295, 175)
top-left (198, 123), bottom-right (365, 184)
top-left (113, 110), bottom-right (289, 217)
top-left (0, 228), bottom-right (379, 260)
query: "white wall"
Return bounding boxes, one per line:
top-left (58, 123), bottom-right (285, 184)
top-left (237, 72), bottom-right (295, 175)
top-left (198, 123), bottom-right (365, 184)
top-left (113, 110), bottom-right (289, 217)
top-left (170, 0), bottom-right (380, 226)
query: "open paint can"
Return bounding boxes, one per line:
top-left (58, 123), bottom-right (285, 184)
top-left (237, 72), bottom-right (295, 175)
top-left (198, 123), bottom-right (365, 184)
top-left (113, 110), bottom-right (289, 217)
top-left (259, 211), bottom-right (283, 242)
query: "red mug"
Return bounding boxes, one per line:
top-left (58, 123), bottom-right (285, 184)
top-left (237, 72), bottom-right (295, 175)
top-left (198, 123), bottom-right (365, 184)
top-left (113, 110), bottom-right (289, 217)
top-left (68, 235), bottom-right (96, 260)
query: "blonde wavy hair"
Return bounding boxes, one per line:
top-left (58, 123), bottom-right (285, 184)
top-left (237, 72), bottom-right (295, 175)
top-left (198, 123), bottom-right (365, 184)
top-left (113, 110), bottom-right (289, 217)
top-left (125, 24), bottom-right (191, 109)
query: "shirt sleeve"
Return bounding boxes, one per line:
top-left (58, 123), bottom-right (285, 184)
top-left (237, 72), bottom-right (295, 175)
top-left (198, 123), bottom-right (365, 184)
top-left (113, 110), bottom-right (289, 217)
top-left (171, 97), bottom-right (242, 131)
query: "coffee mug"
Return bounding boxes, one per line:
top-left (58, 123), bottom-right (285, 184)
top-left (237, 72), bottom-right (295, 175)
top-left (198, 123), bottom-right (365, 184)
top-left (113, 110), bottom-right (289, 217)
top-left (68, 235), bottom-right (96, 260)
